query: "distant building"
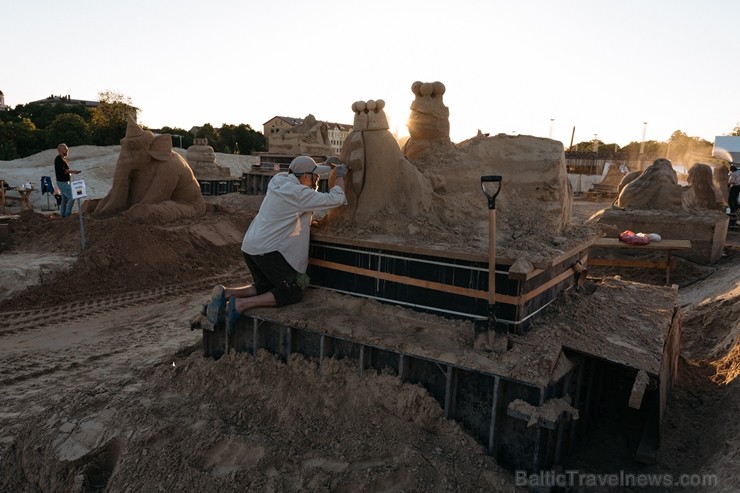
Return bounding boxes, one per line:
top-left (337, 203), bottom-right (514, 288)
top-left (0, 89), bottom-right (9, 111)
top-left (263, 116), bottom-right (352, 155)
top-left (28, 94), bottom-right (99, 108)
top-left (326, 121), bottom-right (352, 155)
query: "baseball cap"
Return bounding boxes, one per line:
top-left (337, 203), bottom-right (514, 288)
top-left (289, 156), bottom-right (318, 175)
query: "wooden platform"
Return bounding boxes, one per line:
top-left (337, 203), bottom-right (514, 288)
top-left (308, 234), bottom-right (593, 333)
top-left (588, 238), bottom-right (692, 285)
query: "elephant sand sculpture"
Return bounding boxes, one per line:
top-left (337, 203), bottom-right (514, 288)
top-left (89, 117), bottom-right (206, 222)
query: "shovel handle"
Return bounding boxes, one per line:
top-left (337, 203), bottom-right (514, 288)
top-left (481, 175), bottom-right (502, 210)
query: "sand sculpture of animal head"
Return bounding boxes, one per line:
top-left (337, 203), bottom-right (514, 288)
top-left (87, 116), bottom-right (206, 222)
top-left (685, 163), bottom-right (723, 211)
top-left (616, 158), bottom-right (684, 210)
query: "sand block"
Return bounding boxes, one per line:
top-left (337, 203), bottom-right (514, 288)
top-left (597, 208), bottom-right (728, 264)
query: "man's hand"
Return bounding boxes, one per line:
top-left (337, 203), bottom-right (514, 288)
top-left (335, 165), bottom-right (348, 177)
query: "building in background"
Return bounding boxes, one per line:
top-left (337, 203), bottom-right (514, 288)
top-left (0, 90), bottom-right (9, 111)
top-left (28, 94), bottom-right (99, 109)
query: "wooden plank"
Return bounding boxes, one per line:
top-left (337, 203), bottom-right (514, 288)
top-left (588, 258), bottom-right (673, 269)
top-left (593, 238), bottom-right (691, 250)
top-left (517, 265), bottom-right (575, 304)
top-left (534, 239), bottom-right (598, 270)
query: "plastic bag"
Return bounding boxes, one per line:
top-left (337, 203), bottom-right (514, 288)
top-left (618, 230), bottom-right (651, 245)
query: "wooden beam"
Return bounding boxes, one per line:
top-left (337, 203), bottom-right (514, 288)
top-left (593, 238), bottom-right (691, 250)
top-left (588, 258), bottom-right (674, 269)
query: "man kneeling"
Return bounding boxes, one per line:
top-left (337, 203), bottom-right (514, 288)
top-left (207, 156), bottom-right (347, 332)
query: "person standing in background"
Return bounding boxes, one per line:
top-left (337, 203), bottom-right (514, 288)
top-left (54, 144), bottom-right (80, 218)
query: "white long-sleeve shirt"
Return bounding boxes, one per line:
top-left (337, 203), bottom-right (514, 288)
top-left (241, 173), bottom-right (346, 273)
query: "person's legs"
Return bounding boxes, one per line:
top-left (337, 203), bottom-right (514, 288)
top-left (229, 251), bottom-right (301, 314)
top-left (729, 185), bottom-right (740, 213)
top-left (223, 252), bottom-right (275, 300)
top-left (57, 182), bottom-right (73, 218)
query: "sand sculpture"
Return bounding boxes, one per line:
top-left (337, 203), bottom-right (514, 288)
top-left (713, 165), bottom-right (731, 207)
top-left (616, 158), bottom-right (684, 210)
top-left (268, 114), bottom-right (334, 156)
top-left (615, 159), bottom-right (724, 212)
top-left (86, 116), bottom-right (206, 223)
top-left (685, 163), bottom-right (724, 211)
top-left (402, 81), bottom-right (454, 160)
top-left (186, 138), bottom-right (230, 178)
top-left (323, 81), bottom-right (592, 266)
top-left (336, 99), bottom-right (435, 223)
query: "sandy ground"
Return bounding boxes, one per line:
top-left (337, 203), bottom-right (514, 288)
top-left (1, 149), bottom-right (740, 492)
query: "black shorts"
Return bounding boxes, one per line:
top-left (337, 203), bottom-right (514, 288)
top-left (243, 251), bottom-right (302, 306)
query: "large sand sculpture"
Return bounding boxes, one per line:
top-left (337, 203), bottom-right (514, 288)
top-left (324, 81), bottom-right (595, 266)
top-left (86, 117), bottom-right (206, 223)
top-left (268, 114), bottom-right (334, 156)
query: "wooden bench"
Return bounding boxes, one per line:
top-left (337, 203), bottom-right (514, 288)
top-left (588, 238), bottom-right (692, 285)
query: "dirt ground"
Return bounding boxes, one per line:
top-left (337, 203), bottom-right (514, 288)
top-left (1, 194), bottom-right (740, 492)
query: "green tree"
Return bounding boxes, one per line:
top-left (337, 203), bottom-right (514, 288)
top-left (196, 123), bottom-right (219, 149)
top-left (212, 123), bottom-right (266, 154)
top-left (47, 113), bottom-right (90, 147)
top-left (233, 123), bottom-right (266, 154)
top-left (13, 102), bottom-right (90, 130)
top-left (0, 121), bottom-right (19, 159)
top-left (730, 122), bottom-right (740, 136)
top-left (160, 126), bottom-right (194, 149)
top-left (13, 118), bottom-right (45, 157)
top-left (90, 91), bottom-right (137, 145)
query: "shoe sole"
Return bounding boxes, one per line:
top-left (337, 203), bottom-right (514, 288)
top-left (206, 285), bottom-right (226, 325)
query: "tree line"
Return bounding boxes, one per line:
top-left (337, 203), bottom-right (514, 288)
top-left (0, 91), bottom-right (266, 160)
top-left (567, 124), bottom-right (740, 165)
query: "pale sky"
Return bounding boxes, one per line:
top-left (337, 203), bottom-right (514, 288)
top-left (3, 0), bottom-right (739, 148)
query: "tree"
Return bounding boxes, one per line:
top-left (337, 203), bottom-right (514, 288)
top-left (195, 123), bottom-right (219, 148)
top-left (47, 113), bottom-right (90, 148)
top-left (90, 91), bottom-right (137, 146)
top-left (731, 122), bottom-right (740, 136)
top-left (13, 118), bottom-right (45, 157)
top-left (14, 102), bottom-right (90, 130)
top-left (160, 126), bottom-right (194, 149)
top-left (0, 121), bottom-right (19, 160)
top-left (233, 123), bottom-right (266, 154)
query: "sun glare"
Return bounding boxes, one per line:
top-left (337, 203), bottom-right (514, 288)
top-left (386, 112), bottom-right (410, 140)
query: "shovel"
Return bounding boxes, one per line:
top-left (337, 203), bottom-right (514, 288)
top-left (475, 175), bottom-right (507, 353)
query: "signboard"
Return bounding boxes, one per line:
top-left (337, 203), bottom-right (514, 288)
top-left (71, 179), bottom-right (87, 199)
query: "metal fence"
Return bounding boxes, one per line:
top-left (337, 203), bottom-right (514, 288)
top-left (565, 152), bottom-right (662, 175)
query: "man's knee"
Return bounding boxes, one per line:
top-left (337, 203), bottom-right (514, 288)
top-left (273, 280), bottom-right (303, 306)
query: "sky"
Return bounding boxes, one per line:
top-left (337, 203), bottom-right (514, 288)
top-left (3, 0), bottom-right (739, 148)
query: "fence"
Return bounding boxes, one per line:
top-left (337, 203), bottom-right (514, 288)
top-left (565, 152), bottom-right (662, 175)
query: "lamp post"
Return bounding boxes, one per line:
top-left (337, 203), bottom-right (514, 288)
top-left (549, 118), bottom-right (555, 139)
top-left (173, 134), bottom-right (183, 148)
top-left (639, 122), bottom-right (647, 170)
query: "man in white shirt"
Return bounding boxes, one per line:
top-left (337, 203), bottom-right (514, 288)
top-left (728, 164), bottom-right (740, 213)
top-left (207, 156), bottom-right (347, 331)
